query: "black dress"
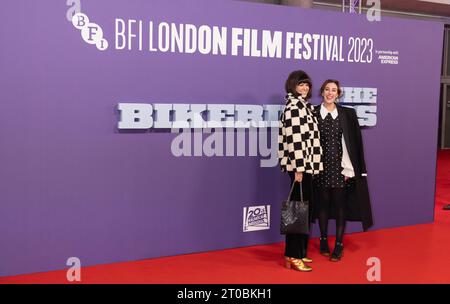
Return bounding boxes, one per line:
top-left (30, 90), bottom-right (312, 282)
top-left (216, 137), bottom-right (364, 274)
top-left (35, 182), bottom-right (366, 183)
top-left (316, 113), bottom-right (345, 189)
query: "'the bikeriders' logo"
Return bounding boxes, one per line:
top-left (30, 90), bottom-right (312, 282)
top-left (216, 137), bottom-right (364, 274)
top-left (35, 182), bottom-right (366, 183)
top-left (116, 87), bottom-right (376, 168)
top-left (118, 103), bottom-right (282, 168)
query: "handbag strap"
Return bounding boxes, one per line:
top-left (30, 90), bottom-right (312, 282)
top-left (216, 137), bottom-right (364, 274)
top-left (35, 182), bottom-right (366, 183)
top-left (287, 180), bottom-right (304, 202)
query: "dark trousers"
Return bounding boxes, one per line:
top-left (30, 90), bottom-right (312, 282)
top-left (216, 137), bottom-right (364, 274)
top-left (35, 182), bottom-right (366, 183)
top-left (284, 172), bottom-right (312, 259)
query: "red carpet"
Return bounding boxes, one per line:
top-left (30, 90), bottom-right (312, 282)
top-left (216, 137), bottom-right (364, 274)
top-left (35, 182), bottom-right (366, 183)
top-left (2, 150), bottom-right (450, 284)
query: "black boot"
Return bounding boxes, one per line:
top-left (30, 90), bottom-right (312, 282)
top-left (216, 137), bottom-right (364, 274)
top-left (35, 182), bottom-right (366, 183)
top-left (319, 237), bottom-right (330, 257)
top-left (330, 242), bottom-right (344, 262)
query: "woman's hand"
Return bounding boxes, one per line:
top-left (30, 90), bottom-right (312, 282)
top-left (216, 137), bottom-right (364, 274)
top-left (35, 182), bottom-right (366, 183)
top-left (295, 172), bottom-right (303, 183)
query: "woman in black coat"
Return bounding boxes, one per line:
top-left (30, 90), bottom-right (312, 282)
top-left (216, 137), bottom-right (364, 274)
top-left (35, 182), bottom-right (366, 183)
top-left (313, 79), bottom-right (373, 262)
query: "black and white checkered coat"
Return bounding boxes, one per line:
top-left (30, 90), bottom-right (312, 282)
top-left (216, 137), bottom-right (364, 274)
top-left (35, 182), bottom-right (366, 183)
top-left (278, 94), bottom-right (323, 174)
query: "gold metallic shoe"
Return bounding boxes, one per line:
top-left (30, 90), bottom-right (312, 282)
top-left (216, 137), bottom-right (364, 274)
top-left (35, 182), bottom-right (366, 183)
top-left (285, 257), bottom-right (312, 272)
top-left (301, 257), bottom-right (313, 263)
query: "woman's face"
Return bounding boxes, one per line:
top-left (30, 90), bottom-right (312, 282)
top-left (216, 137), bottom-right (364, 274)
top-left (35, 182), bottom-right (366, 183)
top-left (295, 82), bottom-right (310, 99)
top-left (322, 82), bottom-right (339, 104)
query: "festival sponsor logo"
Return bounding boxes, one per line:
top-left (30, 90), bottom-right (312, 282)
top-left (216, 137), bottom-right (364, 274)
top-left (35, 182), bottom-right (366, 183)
top-left (243, 205), bottom-right (271, 232)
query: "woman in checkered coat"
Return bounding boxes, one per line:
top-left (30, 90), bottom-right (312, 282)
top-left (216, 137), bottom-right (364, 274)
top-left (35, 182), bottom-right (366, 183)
top-left (278, 70), bottom-right (323, 272)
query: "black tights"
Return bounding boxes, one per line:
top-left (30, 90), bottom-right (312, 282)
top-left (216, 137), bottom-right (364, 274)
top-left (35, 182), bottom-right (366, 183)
top-left (317, 188), bottom-right (346, 244)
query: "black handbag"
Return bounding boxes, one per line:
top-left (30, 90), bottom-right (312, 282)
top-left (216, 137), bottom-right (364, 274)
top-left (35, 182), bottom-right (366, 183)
top-left (280, 181), bottom-right (310, 235)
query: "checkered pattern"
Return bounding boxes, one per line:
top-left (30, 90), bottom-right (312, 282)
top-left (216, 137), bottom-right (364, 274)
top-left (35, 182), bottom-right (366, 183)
top-left (278, 94), bottom-right (323, 174)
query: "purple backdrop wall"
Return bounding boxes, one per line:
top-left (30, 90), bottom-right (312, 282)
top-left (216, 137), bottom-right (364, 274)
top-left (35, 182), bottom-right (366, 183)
top-left (0, 0), bottom-right (443, 276)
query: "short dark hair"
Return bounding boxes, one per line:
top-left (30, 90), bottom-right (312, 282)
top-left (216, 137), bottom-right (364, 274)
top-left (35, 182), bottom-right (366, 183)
top-left (319, 79), bottom-right (343, 98)
top-left (285, 70), bottom-right (312, 100)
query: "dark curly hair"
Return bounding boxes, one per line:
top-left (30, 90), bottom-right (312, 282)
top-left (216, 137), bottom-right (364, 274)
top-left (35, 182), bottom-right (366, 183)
top-left (285, 70), bottom-right (312, 100)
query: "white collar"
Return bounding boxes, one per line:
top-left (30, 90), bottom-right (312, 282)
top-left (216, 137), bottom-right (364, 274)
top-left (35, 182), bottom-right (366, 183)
top-left (320, 103), bottom-right (338, 120)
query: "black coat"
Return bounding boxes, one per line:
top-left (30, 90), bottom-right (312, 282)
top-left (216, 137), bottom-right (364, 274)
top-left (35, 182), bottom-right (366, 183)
top-left (312, 104), bottom-right (374, 231)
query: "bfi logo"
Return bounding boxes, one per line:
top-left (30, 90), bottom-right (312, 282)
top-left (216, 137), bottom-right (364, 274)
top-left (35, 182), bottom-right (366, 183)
top-left (72, 13), bottom-right (109, 51)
